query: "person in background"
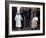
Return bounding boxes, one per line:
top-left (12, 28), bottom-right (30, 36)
top-left (15, 7), bottom-right (23, 30)
top-left (31, 11), bottom-right (38, 30)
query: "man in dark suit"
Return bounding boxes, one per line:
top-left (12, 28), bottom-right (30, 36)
top-left (25, 8), bottom-right (31, 27)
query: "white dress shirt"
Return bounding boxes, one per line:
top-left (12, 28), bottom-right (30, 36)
top-left (15, 14), bottom-right (22, 27)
